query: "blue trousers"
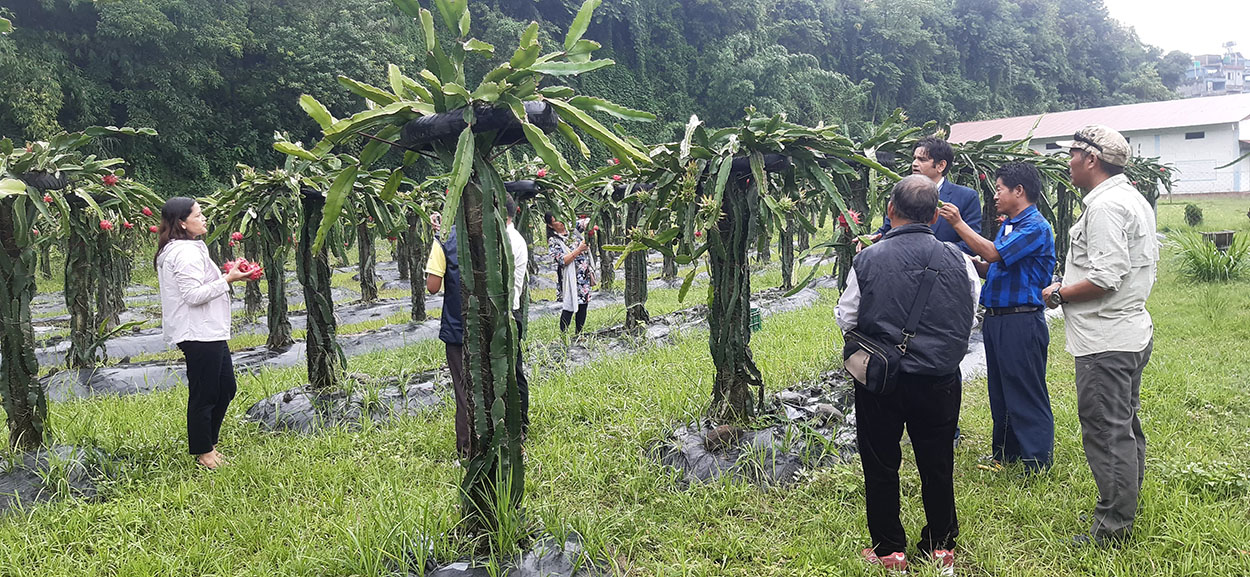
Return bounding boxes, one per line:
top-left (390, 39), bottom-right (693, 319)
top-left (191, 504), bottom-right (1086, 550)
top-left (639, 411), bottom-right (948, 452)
top-left (983, 310), bottom-right (1053, 470)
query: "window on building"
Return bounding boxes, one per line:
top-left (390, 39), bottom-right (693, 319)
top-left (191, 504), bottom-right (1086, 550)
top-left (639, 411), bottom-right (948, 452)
top-left (1185, 131), bottom-right (1205, 140)
top-left (1045, 143), bottom-right (1061, 150)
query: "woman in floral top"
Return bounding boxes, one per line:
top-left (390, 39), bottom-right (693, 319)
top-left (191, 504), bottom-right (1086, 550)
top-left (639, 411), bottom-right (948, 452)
top-left (545, 212), bottom-right (592, 334)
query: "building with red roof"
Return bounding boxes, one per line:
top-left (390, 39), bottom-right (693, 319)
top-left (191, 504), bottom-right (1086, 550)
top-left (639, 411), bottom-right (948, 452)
top-left (950, 93), bottom-right (1250, 194)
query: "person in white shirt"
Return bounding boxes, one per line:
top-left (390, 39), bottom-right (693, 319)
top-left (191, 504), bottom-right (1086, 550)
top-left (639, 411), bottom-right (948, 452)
top-left (504, 194), bottom-right (530, 435)
top-left (155, 197), bottom-right (251, 470)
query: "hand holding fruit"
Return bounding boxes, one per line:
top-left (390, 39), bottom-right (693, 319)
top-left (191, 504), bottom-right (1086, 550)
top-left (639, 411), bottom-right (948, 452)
top-left (222, 257), bottom-right (264, 282)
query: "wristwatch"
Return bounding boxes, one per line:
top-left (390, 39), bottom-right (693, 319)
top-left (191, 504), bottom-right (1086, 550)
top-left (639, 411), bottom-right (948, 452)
top-left (1047, 287), bottom-right (1066, 307)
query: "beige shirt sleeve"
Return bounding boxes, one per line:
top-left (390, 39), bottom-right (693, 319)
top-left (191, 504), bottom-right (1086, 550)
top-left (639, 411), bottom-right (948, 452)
top-left (1077, 204), bottom-right (1133, 291)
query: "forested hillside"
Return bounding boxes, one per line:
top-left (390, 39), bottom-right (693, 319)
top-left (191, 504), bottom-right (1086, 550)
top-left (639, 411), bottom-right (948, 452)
top-left (0, 0), bottom-right (1188, 196)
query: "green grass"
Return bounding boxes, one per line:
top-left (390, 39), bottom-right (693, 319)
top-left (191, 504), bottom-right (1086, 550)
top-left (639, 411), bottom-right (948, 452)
top-left (5, 200), bottom-right (1249, 575)
top-left (1157, 196), bottom-right (1250, 234)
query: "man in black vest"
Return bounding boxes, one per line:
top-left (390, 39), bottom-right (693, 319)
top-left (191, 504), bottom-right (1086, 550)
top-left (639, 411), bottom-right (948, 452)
top-left (425, 219), bottom-right (470, 458)
top-left (837, 175), bottom-right (980, 573)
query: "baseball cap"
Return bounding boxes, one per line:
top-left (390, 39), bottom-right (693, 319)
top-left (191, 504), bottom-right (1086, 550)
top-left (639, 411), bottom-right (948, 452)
top-left (1055, 125), bottom-right (1130, 167)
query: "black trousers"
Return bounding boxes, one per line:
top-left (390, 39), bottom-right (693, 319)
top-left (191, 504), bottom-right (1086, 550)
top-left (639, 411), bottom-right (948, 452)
top-left (445, 342), bottom-right (470, 458)
top-left (177, 340), bottom-right (237, 455)
top-left (856, 370), bottom-right (961, 556)
top-left (559, 302), bottom-right (588, 334)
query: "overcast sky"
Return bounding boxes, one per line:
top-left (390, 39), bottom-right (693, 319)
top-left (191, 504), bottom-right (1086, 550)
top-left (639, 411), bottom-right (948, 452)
top-left (1101, 0), bottom-right (1248, 56)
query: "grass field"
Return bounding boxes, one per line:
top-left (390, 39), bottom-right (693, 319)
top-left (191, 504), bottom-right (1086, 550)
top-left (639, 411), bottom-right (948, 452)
top-left (3, 197), bottom-right (1250, 576)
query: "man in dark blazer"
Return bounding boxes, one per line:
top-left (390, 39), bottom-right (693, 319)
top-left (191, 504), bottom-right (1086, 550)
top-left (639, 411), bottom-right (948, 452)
top-left (872, 136), bottom-right (982, 255)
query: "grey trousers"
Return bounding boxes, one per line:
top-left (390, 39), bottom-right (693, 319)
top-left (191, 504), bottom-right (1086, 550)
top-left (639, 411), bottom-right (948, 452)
top-left (1074, 340), bottom-right (1152, 539)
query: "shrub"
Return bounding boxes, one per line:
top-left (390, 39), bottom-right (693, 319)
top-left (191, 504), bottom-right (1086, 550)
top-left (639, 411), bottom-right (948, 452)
top-left (1172, 232), bottom-right (1249, 282)
top-left (1184, 203), bottom-right (1203, 227)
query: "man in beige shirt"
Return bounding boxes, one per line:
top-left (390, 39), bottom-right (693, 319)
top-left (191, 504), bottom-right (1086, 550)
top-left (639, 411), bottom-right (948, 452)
top-left (1043, 125), bottom-right (1157, 547)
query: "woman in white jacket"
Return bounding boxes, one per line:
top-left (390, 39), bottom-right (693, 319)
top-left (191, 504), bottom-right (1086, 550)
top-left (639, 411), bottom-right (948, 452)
top-left (155, 197), bottom-right (250, 470)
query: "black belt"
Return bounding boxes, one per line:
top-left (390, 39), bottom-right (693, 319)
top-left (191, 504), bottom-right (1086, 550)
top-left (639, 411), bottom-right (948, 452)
top-left (985, 305), bottom-right (1043, 316)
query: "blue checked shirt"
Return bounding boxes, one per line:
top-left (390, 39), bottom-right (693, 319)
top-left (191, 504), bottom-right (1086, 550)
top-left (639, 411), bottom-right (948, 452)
top-left (981, 205), bottom-right (1056, 308)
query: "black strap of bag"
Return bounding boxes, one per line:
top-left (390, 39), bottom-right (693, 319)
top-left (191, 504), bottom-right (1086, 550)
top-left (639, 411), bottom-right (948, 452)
top-left (897, 243), bottom-right (948, 354)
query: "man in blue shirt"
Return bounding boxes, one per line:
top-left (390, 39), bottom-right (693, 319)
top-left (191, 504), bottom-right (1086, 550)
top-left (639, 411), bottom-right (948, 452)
top-left (938, 162), bottom-right (1057, 471)
top-left (871, 137), bottom-right (983, 255)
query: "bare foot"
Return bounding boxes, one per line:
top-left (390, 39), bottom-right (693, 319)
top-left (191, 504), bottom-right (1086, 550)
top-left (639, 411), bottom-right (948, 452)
top-left (196, 452), bottom-right (221, 470)
top-left (211, 449), bottom-right (230, 466)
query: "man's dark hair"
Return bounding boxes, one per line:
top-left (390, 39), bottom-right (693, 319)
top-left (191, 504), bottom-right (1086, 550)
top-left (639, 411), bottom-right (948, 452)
top-left (916, 136), bottom-right (955, 176)
top-left (505, 193), bottom-right (517, 221)
top-left (889, 175), bottom-right (939, 223)
top-left (1102, 163), bottom-right (1125, 177)
top-left (995, 162), bottom-right (1043, 203)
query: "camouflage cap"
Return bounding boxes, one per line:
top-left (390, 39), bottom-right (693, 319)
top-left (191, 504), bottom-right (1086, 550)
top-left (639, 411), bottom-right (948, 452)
top-left (1055, 125), bottom-right (1130, 167)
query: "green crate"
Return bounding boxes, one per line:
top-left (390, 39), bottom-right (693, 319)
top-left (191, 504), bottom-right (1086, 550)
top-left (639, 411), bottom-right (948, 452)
top-left (749, 306), bottom-right (762, 332)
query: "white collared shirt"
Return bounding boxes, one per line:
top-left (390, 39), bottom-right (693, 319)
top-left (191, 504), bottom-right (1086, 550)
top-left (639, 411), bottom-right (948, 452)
top-left (506, 222), bottom-right (529, 312)
top-left (1062, 174), bottom-right (1158, 356)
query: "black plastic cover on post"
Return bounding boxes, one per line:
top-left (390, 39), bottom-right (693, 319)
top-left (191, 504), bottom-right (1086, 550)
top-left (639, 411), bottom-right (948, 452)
top-left (19, 171), bottom-right (69, 191)
top-left (504, 180), bottom-right (540, 202)
top-left (728, 154), bottom-right (791, 175)
top-left (400, 101), bottom-right (558, 149)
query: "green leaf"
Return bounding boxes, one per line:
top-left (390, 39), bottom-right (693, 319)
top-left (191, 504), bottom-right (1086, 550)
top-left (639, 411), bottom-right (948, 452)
top-left (391, 0), bottom-right (423, 18)
top-left (359, 125), bottom-right (402, 169)
top-left (381, 170), bottom-right (404, 202)
top-left (850, 154), bottom-right (902, 181)
top-left (338, 76), bottom-right (399, 106)
top-left (677, 266), bottom-right (698, 302)
top-left (555, 120), bottom-right (590, 158)
top-left (387, 64), bottom-right (408, 100)
top-left (711, 155), bottom-right (733, 214)
top-left (324, 101), bottom-right (427, 140)
top-left (539, 85), bottom-right (576, 99)
top-left (0, 179), bottom-right (25, 197)
top-left (803, 164), bottom-right (862, 235)
top-left (509, 44), bottom-right (541, 71)
top-left (314, 166), bottom-right (359, 252)
top-left (547, 99), bottom-right (648, 166)
top-left (299, 94), bottom-right (336, 130)
top-left (442, 82), bottom-right (472, 103)
top-left (749, 151), bottom-right (768, 197)
top-left (564, 0), bottom-right (601, 51)
top-left (528, 59), bottom-right (613, 76)
top-left (566, 39), bottom-right (601, 57)
top-left (419, 8), bottom-right (438, 54)
top-left (443, 126), bottom-right (475, 241)
top-left (521, 123), bottom-right (574, 181)
top-left (569, 96), bottom-right (656, 121)
top-left (457, 2), bottom-right (471, 37)
top-left (470, 82), bottom-right (503, 103)
top-left (72, 189), bottom-right (106, 220)
top-left (463, 38), bottom-right (494, 55)
top-left (274, 141), bottom-right (320, 162)
top-left (432, 0), bottom-right (461, 36)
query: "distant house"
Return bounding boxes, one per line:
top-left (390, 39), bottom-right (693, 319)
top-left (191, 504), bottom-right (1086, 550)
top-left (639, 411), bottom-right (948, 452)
top-left (949, 93), bottom-right (1250, 194)
top-left (1180, 44), bottom-right (1246, 98)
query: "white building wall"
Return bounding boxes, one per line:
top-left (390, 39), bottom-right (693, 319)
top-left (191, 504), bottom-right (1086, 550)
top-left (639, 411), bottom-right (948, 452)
top-left (1031, 122), bottom-right (1250, 194)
